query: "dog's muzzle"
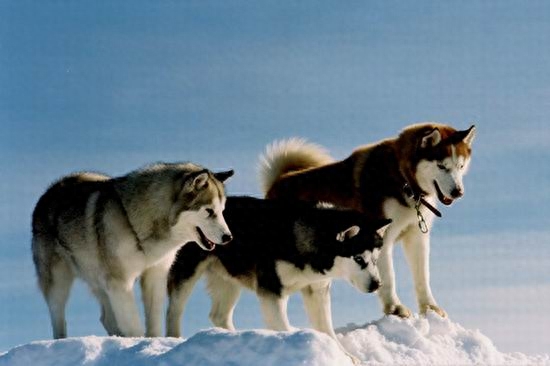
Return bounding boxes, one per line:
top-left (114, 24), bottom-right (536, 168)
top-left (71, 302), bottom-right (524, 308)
top-left (434, 181), bottom-right (454, 206)
top-left (367, 280), bottom-right (381, 293)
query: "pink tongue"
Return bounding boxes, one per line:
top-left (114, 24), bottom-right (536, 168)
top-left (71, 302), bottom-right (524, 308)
top-left (443, 197), bottom-right (453, 205)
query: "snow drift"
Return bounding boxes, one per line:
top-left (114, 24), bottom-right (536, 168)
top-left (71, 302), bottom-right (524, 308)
top-left (1, 313), bottom-right (548, 366)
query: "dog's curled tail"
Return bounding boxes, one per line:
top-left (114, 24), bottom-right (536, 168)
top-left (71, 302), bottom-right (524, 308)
top-left (258, 138), bottom-right (334, 195)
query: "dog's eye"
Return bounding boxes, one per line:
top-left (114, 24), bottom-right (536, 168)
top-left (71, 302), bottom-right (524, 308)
top-left (437, 163), bottom-right (446, 170)
top-left (353, 255), bottom-right (367, 269)
top-left (206, 208), bottom-right (215, 217)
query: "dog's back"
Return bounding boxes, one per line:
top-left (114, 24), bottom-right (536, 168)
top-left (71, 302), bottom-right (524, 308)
top-left (32, 173), bottom-right (111, 244)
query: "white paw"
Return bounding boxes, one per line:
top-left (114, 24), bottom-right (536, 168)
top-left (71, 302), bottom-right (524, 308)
top-left (384, 303), bottom-right (412, 318)
top-left (420, 304), bottom-right (447, 318)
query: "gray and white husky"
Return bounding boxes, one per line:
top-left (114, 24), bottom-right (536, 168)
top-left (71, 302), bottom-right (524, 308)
top-left (166, 196), bottom-right (390, 362)
top-left (32, 162), bottom-right (233, 339)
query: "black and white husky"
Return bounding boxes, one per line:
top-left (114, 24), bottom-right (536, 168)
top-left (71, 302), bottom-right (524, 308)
top-left (167, 196), bottom-right (390, 361)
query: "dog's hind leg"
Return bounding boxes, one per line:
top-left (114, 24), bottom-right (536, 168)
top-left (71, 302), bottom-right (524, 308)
top-left (105, 279), bottom-right (144, 337)
top-left (258, 293), bottom-right (292, 331)
top-left (166, 258), bottom-right (209, 337)
top-left (33, 234), bottom-right (75, 339)
top-left (36, 250), bottom-right (75, 339)
top-left (166, 276), bottom-right (198, 337)
top-left (206, 271), bottom-right (241, 330)
top-left (47, 262), bottom-right (74, 339)
top-left (92, 288), bottom-right (120, 336)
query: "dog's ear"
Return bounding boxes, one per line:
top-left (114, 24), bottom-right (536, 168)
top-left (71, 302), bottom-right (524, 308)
top-left (420, 128), bottom-right (442, 148)
top-left (336, 225), bottom-right (361, 242)
top-left (461, 125), bottom-right (476, 146)
top-left (190, 171), bottom-right (209, 191)
top-left (175, 171), bottom-right (210, 206)
top-left (193, 172), bottom-right (209, 190)
top-left (448, 125), bottom-right (476, 146)
top-left (214, 170), bottom-right (234, 183)
top-left (372, 218), bottom-right (392, 237)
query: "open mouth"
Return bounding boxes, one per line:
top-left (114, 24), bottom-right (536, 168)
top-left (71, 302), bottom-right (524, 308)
top-left (433, 181), bottom-right (454, 206)
top-left (196, 227), bottom-right (216, 251)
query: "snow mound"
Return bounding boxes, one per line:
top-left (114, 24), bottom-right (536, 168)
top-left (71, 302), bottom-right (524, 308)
top-left (0, 329), bottom-right (352, 366)
top-left (1, 314), bottom-right (548, 366)
top-left (338, 312), bottom-right (549, 365)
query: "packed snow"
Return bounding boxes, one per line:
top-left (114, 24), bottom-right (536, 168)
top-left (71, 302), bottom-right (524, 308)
top-left (1, 312), bottom-right (547, 366)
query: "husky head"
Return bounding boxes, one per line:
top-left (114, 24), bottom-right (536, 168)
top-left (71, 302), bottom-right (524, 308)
top-left (301, 213), bottom-right (391, 293)
top-left (172, 169), bottom-right (234, 251)
top-left (331, 218), bottom-right (391, 293)
top-left (402, 124), bottom-right (476, 206)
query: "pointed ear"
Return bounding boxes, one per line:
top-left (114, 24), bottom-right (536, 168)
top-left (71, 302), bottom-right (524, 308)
top-left (462, 125), bottom-right (476, 146)
top-left (374, 218), bottom-right (392, 230)
top-left (373, 218), bottom-right (392, 237)
top-left (214, 170), bottom-right (234, 183)
top-left (420, 128), bottom-right (442, 148)
top-left (336, 225), bottom-right (361, 242)
top-left (192, 172), bottom-right (209, 191)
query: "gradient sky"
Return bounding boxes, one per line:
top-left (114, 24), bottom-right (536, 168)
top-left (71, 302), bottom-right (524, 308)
top-left (1, 0), bottom-right (549, 355)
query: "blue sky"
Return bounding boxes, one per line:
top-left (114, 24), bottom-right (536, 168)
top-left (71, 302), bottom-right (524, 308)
top-left (1, 0), bottom-right (549, 355)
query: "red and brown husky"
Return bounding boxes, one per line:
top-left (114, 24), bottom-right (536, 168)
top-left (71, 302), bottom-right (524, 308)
top-left (260, 123), bottom-right (476, 318)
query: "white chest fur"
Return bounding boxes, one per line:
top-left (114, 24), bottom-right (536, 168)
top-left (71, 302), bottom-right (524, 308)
top-left (382, 197), bottom-right (436, 241)
top-left (275, 261), bottom-right (338, 295)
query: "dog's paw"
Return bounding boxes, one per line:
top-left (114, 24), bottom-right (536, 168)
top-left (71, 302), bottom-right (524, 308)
top-left (384, 303), bottom-right (412, 318)
top-left (420, 304), bottom-right (447, 318)
top-left (346, 352), bottom-right (362, 365)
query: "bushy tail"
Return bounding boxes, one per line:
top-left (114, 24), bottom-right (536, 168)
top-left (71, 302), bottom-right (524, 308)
top-left (258, 138), bottom-right (334, 195)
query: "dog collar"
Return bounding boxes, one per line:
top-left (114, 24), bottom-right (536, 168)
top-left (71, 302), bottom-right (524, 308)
top-left (403, 183), bottom-right (442, 234)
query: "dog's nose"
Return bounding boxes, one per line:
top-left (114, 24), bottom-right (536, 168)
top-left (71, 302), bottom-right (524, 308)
top-left (221, 233), bottom-right (233, 244)
top-left (450, 188), bottom-right (463, 199)
top-left (367, 280), bottom-right (380, 293)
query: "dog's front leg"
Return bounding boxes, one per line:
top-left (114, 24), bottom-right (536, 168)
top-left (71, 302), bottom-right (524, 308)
top-left (377, 226), bottom-right (412, 318)
top-left (301, 281), bottom-right (362, 365)
top-left (258, 293), bottom-right (292, 331)
top-left (141, 259), bottom-right (172, 337)
top-left (401, 226), bottom-right (446, 318)
top-left (301, 280), bottom-right (335, 337)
